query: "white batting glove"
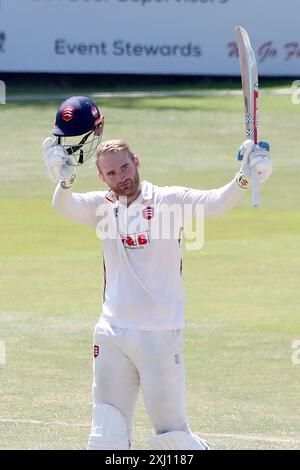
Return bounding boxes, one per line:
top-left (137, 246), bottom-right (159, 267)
top-left (236, 139), bottom-right (272, 189)
top-left (42, 137), bottom-right (77, 188)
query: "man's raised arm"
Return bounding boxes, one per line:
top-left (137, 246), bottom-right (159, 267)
top-left (43, 136), bottom-right (104, 228)
top-left (177, 140), bottom-right (272, 217)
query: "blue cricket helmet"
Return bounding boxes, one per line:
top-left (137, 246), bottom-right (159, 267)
top-left (53, 96), bottom-right (104, 165)
top-left (53, 96), bottom-right (102, 136)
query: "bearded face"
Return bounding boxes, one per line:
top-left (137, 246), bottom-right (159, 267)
top-left (98, 150), bottom-right (141, 200)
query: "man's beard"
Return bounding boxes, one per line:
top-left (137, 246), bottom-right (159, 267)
top-left (113, 171), bottom-right (140, 198)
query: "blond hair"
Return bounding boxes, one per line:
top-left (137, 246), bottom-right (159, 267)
top-left (95, 139), bottom-right (134, 166)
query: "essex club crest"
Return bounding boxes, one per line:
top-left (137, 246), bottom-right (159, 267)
top-left (142, 206), bottom-right (154, 220)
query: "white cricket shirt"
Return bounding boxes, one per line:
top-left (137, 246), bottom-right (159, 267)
top-left (52, 179), bottom-right (244, 330)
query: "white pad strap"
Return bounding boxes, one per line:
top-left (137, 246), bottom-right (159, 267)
top-left (87, 403), bottom-right (130, 450)
top-left (149, 431), bottom-right (210, 450)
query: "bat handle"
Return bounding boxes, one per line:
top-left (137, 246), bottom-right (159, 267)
top-left (251, 136), bottom-right (260, 207)
top-left (251, 171), bottom-right (260, 207)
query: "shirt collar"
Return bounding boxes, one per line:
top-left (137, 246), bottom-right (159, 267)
top-left (141, 180), bottom-right (154, 202)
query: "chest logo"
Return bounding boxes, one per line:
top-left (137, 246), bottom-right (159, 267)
top-left (142, 206), bottom-right (154, 220)
top-left (93, 345), bottom-right (100, 359)
top-left (121, 231), bottom-right (150, 249)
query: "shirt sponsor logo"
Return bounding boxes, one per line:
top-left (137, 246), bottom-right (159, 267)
top-left (121, 231), bottom-right (150, 249)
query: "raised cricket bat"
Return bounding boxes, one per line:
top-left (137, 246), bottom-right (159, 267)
top-left (235, 26), bottom-right (260, 207)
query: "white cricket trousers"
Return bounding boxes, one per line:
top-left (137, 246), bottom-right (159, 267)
top-left (92, 318), bottom-right (189, 440)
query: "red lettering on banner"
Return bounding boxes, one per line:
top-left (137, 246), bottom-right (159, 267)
top-left (284, 42), bottom-right (300, 60)
top-left (229, 40), bottom-right (280, 63)
top-left (258, 41), bottom-right (277, 63)
top-left (227, 41), bottom-right (239, 58)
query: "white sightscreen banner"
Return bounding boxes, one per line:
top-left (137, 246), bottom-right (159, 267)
top-left (0, 0), bottom-right (300, 76)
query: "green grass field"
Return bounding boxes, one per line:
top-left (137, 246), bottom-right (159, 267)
top-left (1, 85), bottom-right (300, 449)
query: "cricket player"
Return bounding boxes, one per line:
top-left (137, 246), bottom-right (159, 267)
top-left (43, 96), bottom-right (272, 450)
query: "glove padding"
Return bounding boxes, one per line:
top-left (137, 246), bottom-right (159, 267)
top-left (42, 136), bottom-right (75, 184)
top-left (238, 139), bottom-right (272, 184)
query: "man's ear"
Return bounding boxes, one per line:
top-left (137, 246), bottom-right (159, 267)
top-left (98, 171), bottom-right (105, 183)
top-left (134, 155), bottom-right (140, 170)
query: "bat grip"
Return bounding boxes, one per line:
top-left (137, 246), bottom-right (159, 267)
top-left (251, 136), bottom-right (260, 207)
top-left (251, 171), bottom-right (260, 207)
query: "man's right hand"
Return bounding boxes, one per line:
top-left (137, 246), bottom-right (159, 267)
top-left (237, 139), bottom-right (272, 184)
top-left (42, 136), bottom-right (76, 187)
